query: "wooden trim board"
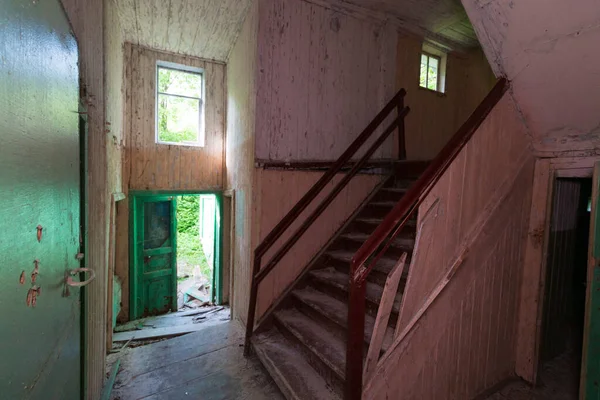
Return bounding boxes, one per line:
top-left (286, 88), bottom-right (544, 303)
top-left (515, 156), bottom-right (597, 383)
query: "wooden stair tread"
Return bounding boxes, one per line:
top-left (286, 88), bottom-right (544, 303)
top-left (274, 308), bottom-right (346, 380)
top-left (292, 286), bottom-right (394, 352)
top-left (338, 232), bottom-right (415, 250)
top-left (308, 268), bottom-right (402, 313)
top-left (253, 329), bottom-right (341, 400)
top-left (324, 250), bottom-right (408, 276)
top-left (354, 217), bottom-right (416, 227)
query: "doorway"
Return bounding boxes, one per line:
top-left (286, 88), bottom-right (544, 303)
top-left (129, 192), bottom-right (222, 321)
top-left (538, 177), bottom-right (592, 398)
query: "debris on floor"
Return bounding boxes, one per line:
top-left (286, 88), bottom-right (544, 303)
top-left (112, 306), bottom-right (230, 345)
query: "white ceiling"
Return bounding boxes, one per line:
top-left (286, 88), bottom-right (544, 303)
top-left (111, 0), bottom-right (252, 62)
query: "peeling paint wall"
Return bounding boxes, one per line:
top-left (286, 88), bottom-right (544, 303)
top-left (398, 33), bottom-right (496, 160)
top-left (462, 0), bottom-right (600, 155)
top-left (60, 1), bottom-right (111, 398)
top-left (226, 0), bottom-right (259, 324)
top-left (365, 93), bottom-right (535, 400)
top-left (255, 0), bottom-right (398, 161)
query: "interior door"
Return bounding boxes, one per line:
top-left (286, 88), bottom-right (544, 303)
top-left (0, 1), bottom-right (82, 399)
top-left (131, 195), bottom-right (177, 319)
top-left (582, 162), bottom-right (600, 398)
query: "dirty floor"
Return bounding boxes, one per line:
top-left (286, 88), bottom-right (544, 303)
top-left (484, 349), bottom-right (579, 400)
top-left (108, 321), bottom-right (284, 400)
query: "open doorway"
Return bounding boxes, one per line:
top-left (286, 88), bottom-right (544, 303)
top-left (121, 191), bottom-right (227, 334)
top-left (175, 194), bottom-right (218, 309)
top-left (538, 177), bottom-right (592, 398)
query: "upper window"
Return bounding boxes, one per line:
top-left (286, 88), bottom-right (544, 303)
top-left (420, 52), bottom-right (441, 91)
top-left (156, 63), bottom-right (204, 146)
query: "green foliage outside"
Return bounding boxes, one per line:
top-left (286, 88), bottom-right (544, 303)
top-left (176, 195), bottom-right (211, 280)
top-left (419, 54), bottom-right (439, 91)
top-left (158, 67), bottom-right (202, 144)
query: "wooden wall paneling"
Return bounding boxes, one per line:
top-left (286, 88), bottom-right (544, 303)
top-left (366, 161), bottom-right (534, 399)
top-left (515, 159), bottom-right (551, 382)
top-left (115, 43), bottom-right (133, 323)
top-left (363, 92), bottom-right (535, 399)
top-left (396, 32), bottom-right (496, 161)
top-left (256, 0), bottom-right (396, 162)
top-left (225, 0), bottom-right (258, 323)
top-left (540, 180), bottom-right (580, 363)
top-left (111, 0), bottom-right (252, 62)
top-left (126, 45), bottom-right (224, 192)
top-left (60, 0), bottom-right (110, 398)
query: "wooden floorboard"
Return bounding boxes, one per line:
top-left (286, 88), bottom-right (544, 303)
top-left (109, 321), bottom-right (284, 400)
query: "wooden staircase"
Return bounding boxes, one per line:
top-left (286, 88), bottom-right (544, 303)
top-left (251, 165), bottom-right (427, 400)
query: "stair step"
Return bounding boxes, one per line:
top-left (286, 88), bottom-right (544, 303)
top-left (354, 217), bottom-right (416, 227)
top-left (324, 250), bottom-right (409, 277)
top-left (275, 308), bottom-right (346, 381)
top-left (338, 232), bottom-right (415, 251)
top-left (292, 286), bottom-right (394, 352)
top-left (253, 329), bottom-right (341, 400)
top-left (308, 267), bottom-right (402, 313)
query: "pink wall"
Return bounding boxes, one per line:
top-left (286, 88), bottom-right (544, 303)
top-left (365, 93), bottom-right (535, 399)
top-left (462, 0), bottom-right (600, 155)
top-left (255, 0), bottom-right (397, 161)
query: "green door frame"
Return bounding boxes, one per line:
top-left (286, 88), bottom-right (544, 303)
top-left (129, 190), bottom-right (223, 321)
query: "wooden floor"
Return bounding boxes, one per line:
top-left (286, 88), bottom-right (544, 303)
top-left (108, 320), bottom-right (284, 400)
top-left (484, 349), bottom-right (579, 400)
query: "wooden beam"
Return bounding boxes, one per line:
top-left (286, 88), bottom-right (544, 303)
top-left (515, 159), bottom-right (551, 383)
top-left (363, 252), bottom-right (407, 383)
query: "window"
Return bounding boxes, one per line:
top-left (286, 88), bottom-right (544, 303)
top-left (156, 63), bottom-right (204, 146)
top-left (419, 43), bottom-right (447, 93)
top-left (420, 52), bottom-right (441, 91)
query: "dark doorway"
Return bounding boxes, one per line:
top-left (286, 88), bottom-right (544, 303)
top-left (539, 177), bottom-right (592, 398)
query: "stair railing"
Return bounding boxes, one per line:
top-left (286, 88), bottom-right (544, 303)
top-left (345, 77), bottom-right (509, 400)
top-left (244, 88), bottom-right (410, 354)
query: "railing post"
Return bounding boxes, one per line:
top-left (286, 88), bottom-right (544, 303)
top-left (345, 272), bottom-right (366, 400)
top-left (244, 256), bottom-right (262, 356)
top-left (398, 97), bottom-right (406, 160)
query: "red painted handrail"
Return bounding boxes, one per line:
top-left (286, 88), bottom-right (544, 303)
top-left (344, 77), bottom-right (509, 400)
top-left (244, 88), bottom-right (409, 355)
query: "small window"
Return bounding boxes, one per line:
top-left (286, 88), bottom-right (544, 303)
top-left (156, 63), bottom-right (204, 146)
top-left (420, 52), bottom-right (441, 91)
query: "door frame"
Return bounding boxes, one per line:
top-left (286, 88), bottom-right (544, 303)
top-left (128, 190), bottom-right (224, 320)
top-left (516, 156), bottom-right (600, 387)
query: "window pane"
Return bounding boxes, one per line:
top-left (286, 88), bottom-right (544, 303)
top-left (420, 55), bottom-right (428, 88)
top-left (158, 67), bottom-right (202, 98)
top-left (157, 93), bottom-right (200, 143)
top-left (427, 57), bottom-right (439, 90)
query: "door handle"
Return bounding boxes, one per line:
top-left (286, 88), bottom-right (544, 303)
top-left (66, 268), bottom-right (96, 287)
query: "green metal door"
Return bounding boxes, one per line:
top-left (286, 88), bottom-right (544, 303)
top-left (0, 0), bottom-right (82, 399)
top-left (130, 195), bottom-right (177, 319)
top-left (582, 162), bottom-right (600, 399)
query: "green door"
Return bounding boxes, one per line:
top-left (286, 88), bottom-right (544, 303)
top-left (0, 0), bottom-right (82, 399)
top-left (130, 195), bottom-right (178, 319)
top-left (582, 162), bottom-right (600, 398)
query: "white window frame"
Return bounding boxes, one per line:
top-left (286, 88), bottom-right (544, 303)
top-left (155, 60), bottom-right (205, 147)
top-left (419, 42), bottom-right (448, 93)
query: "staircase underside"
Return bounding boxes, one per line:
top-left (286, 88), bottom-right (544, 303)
top-left (251, 161), bottom-right (428, 400)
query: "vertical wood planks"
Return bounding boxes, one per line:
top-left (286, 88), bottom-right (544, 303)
top-left (362, 92), bottom-right (535, 400)
top-left (364, 253), bottom-right (408, 383)
top-left (255, 0), bottom-right (397, 162)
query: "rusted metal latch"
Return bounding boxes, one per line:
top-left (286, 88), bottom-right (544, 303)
top-left (65, 268), bottom-right (96, 287)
